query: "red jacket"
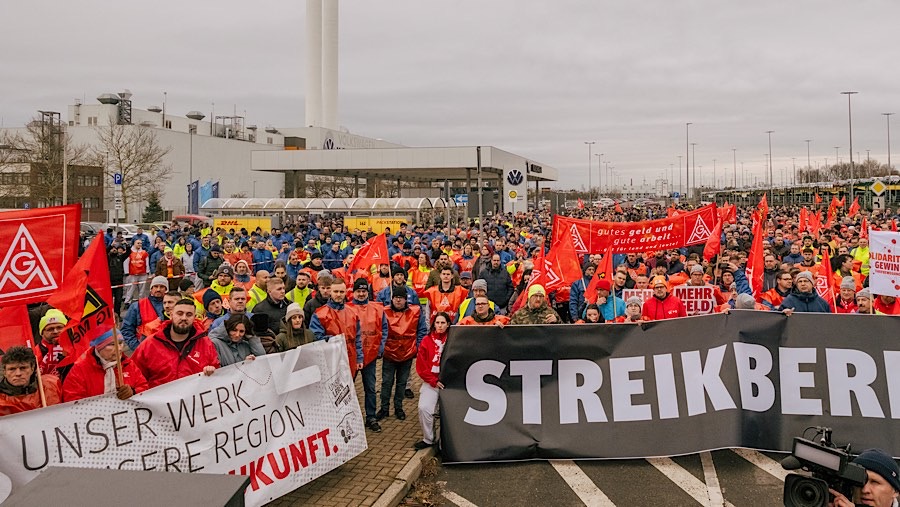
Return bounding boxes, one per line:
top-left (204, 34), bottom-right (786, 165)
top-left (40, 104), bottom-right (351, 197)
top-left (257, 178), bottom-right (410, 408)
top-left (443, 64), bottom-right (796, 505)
top-left (130, 322), bottom-right (220, 388)
top-left (63, 350), bottom-right (150, 402)
top-left (0, 375), bottom-right (62, 416)
top-left (641, 294), bottom-right (687, 321)
top-left (416, 331), bottom-right (447, 388)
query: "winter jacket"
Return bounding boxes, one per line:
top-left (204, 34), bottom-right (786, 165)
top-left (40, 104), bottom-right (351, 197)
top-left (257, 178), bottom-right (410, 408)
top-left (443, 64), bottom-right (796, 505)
top-left (641, 293), bottom-right (688, 321)
top-left (252, 297), bottom-right (291, 336)
top-left (376, 284), bottom-right (421, 307)
top-left (273, 319), bottom-right (315, 353)
top-left (108, 248), bottom-right (129, 285)
top-left (323, 249), bottom-right (344, 270)
top-left (154, 257), bottom-right (185, 291)
top-left (121, 295), bottom-right (165, 351)
top-left (480, 266), bottom-right (514, 311)
top-left (0, 374), bottom-right (62, 416)
top-left (416, 331), bottom-right (447, 388)
top-left (198, 254), bottom-right (224, 286)
top-left (130, 322), bottom-right (221, 388)
top-left (778, 290), bottom-right (833, 313)
top-left (304, 290), bottom-right (329, 325)
top-left (252, 247), bottom-right (275, 274)
top-left (509, 302), bottom-right (562, 325)
top-left (62, 350), bottom-right (149, 402)
top-left (569, 277), bottom-right (591, 322)
top-left (209, 324), bottom-right (267, 367)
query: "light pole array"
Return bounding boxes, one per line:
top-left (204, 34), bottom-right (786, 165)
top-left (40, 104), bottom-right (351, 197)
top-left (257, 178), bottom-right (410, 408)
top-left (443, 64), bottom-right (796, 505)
top-left (884, 112), bottom-right (894, 170)
top-left (804, 139), bottom-right (812, 185)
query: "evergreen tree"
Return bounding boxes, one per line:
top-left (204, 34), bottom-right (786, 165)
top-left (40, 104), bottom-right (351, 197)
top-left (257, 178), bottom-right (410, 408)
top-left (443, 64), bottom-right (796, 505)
top-left (143, 191), bottom-right (164, 222)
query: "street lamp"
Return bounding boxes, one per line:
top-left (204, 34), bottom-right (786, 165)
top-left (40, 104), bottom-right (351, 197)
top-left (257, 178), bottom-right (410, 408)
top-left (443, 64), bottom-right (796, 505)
top-left (804, 139), bottom-right (812, 184)
top-left (732, 148), bottom-right (737, 188)
top-left (840, 91), bottom-right (858, 201)
top-left (765, 131), bottom-right (774, 196)
top-left (677, 155), bottom-right (682, 196)
top-left (884, 113), bottom-right (894, 170)
top-left (595, 153), bottom-right (603, 197)
top-left (189, 124), bottom-right (197, 213)
top-left (584, 141), bottom-right (595, 203)
top-left (690, 142), bottom-right (697, 200)
top-left (685, 123), bottom-right (692, 196)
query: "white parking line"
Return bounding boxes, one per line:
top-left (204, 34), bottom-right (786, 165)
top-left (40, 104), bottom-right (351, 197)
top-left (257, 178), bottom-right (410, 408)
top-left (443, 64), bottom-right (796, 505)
top-left (700, 452), bottom-right (725, 506)
top-left (549, 459), bottom-right (617, 506)
top-left (442, 490), bottom-right (480, 507)
top-left (731, 448), bottom-right (789, 482)
top-left (645, 457), bottom-right (736, 507)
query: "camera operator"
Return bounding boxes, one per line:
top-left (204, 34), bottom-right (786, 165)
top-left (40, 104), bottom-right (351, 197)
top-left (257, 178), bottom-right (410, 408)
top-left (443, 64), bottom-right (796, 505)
top-left (829, 449), bottom-right (900, 507)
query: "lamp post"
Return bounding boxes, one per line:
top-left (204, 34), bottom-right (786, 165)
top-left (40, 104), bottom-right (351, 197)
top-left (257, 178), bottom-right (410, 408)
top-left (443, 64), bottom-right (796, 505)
top-left (840, 91), bottom-right (858, 201)
top-left (805, 139), bottom-right (812, 184)
top-left (732, 148), bottom-right (737, 188)
top-left (188, 124), bottom-right (196, 213)
top-left (596, 153), bottom-right (603, 197)
top-left (690, 142), bottom-right (697, 200)
top-left (765, 131), bottom-right (774, 196)
top-left (712, 158), bottom-right (716, 189)
top-left (677, 155), bottom-right (682, 196)
top-left (584, 141), bottom-right (595, 203)
top-left (685, 123), bottom-right (692, 196)
top-left (884, 113), bottom-right (894, 170)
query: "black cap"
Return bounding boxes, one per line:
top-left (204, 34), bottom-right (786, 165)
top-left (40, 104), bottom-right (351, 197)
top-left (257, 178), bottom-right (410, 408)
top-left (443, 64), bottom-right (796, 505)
top-left (210, 245), bottom-right (222, 253)
top-left (391, 265), bottom-right (406, 278)
top-left (392, 285), bottom-right (408, 299)
top-left (311, 251), bottom-right (323, 260)
top-left (353, 278), bottom-right (369, 292)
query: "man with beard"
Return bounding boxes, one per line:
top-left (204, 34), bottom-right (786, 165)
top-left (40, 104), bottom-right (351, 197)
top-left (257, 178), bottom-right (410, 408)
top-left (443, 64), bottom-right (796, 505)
top-left (130, 299), bottom-right (219, 388)
top-left (641, 276), bottom-right (687, 321)
top-left (0, 346), bottom-right (62, 416)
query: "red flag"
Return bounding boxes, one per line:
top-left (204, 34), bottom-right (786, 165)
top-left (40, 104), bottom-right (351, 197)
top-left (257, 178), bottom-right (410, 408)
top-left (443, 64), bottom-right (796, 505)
top-left (799, 207), bottom-right (808, 234)
top-left (824, 205), bottom-right (835, 230)
top-left (703, 219), bottom-right (723, 261)
top-left (830, 195), bottom-right (839, 210)
top-left (746, 217), bottom-right (765, 300)
top-left (814, 193), bottom-right (822, 205)
top-left (577, 198), bottom-right (585, 210)
top-left (815, 247), bottom-right (836, 311)
top-left (860, 216), bottom-right (869, 239)
top-left (809, 210), bottom-right (822, 237)
top-left (537, 238), bottom-right (583, 294)
top-left (45, 235), bottom-right (115, 364)
top-left (584, 244), bottom-right (615, 304)
top-left (614, 202), bottom-right (623, 214)
top-left (347, 233), bottom-right (389, 275)
top-left (757, 194), bottom-right (769, 222)
top-left (0, 204), bottom-right (81, 306)
top-left (666, 206), bottom-right (675, 217)
top-left (892, 219), bottom-right (898, 232)
top-left (718, 203), bottom-right (737, 224)
top-left (847, 197), bottom-right (860, 218)
top-left (0, 304), bottom-right (32, 355)
top-left (837, 196), bottom-right (846, 208)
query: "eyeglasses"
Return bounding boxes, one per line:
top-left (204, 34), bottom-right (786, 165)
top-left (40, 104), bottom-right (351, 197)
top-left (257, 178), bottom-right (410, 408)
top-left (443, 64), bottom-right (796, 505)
top-left (475, 302), bottom-right (489, 306)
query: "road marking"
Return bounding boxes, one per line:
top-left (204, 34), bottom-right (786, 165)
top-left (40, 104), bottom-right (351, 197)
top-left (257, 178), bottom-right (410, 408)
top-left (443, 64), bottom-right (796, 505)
top-left (700, 452), bottom-right (725, 507)
top-left (549, 459), bottom-right (617, 506)
top-left (442, 490), bottom-right (480, 507)
top-left (731, 448), bottom-right (789, 482)
top-left (645, 457), bottom-right (736, 507)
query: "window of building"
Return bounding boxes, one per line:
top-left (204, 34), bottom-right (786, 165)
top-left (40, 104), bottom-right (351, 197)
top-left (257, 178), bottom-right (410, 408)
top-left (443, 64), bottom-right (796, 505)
top-left (267, 137), bottom-right (273, 144)
top-left (81, 197), bottom-right (100, 208)
top-left (87, 116), bottom-right (98, 126)
top-left (165, 120), bottom-right (172, 129)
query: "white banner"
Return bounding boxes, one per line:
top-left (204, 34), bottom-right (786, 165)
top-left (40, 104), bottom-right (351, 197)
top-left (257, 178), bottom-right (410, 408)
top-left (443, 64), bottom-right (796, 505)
top-left (673, 285), bottom-right (717, 316)
top-left (869, 231), bottom-right (900, 298)
top-left (0, 339), bottom-right (367, 506)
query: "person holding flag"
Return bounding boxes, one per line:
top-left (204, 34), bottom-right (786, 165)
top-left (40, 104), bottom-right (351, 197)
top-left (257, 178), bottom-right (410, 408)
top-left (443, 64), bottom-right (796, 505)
top-left (121, 276), bottom-right (169, 352)
top-left (62, 330), bottom-right (148, 402)
top-left (35, 309), bottom-right (70, 380)
top-left (0, 346), bottom-right (62, 416)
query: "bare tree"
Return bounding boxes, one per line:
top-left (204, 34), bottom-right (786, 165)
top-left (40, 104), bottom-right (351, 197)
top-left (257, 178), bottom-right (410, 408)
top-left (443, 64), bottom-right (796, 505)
top-left (92, 121), bottom-right (172, 221)
top-left (0, 118), bottom-right (89, 206)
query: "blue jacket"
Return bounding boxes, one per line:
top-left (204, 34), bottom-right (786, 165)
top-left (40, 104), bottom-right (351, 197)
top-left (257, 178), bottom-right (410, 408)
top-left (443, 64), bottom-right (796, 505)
top-left (376, 285), bottom-right (420, 307)
top-left (598, 295), bottom-right (627, 321)
top-left (732, 269), bottom-right (752, 295)
top-left (286, 261), bottom-right (303, 282)
top-left (309, 300), bottom-right (363, 363)
top-left (121, 295), bottom-right (164, 351)
top-left (778, 290), bottom-right (832, 313)
top-left (148, 249), bottom-right (164, 274)
top-left (252, 247), bottom-right (274, 274)
top-left (569, 276), bottom-right (591, 321)
top-left (132, 233), bottom-right (151, 248)
top-left (323, 249), bottom-right (344, 270)
top-left (783, 253), bottom-right (803, 265)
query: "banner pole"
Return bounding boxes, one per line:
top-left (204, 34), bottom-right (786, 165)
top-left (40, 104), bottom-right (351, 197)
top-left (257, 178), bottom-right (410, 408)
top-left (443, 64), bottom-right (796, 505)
top-left (27, 340), bottom-right (48, 408)
top-left (112, 323), bottom-right (125, 386)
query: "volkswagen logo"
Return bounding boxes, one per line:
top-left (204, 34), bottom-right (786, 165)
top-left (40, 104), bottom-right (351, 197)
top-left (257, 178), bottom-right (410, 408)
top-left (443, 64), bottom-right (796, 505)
top-left (507, 169), bottom-right (524, 186)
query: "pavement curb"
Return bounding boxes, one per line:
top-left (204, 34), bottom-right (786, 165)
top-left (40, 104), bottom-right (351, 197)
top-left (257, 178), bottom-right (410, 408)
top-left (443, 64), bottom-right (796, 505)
top-left (371, 446), bottom-right (438, 507)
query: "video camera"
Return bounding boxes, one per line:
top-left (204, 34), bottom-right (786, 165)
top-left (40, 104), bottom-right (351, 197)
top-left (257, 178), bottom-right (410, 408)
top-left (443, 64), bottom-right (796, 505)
top-left (782, 427), bottom-right (867, 507)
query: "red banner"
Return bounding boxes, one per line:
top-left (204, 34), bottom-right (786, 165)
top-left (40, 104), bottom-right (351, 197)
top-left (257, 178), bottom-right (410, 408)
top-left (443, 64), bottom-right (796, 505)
top-left (0, 204), bottom-right (81, 306)
top-left (553, 203), bottom-right (718, 254)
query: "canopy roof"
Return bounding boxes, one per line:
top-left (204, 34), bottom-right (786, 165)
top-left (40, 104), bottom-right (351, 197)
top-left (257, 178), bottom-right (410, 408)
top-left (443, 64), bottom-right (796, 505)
top-left (201, 197), bottom-right (459, 212)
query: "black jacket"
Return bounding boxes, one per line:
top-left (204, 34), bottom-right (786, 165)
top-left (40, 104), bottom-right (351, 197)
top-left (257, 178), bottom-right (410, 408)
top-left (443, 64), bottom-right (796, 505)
top-left (481, 266), bottom-right (514, 311)
top-left (252, 297), bottom-right (291, 336)
top-left (108, 249), bottom-right (129, 284)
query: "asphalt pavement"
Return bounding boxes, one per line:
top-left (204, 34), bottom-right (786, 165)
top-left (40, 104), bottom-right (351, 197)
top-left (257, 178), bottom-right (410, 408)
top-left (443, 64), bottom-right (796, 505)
top-left (430, 449), bottom-right (789, 506)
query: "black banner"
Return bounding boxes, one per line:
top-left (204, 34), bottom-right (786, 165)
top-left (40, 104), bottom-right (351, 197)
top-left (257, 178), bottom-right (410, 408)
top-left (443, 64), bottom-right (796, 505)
top-left (439, 311), bottom-right (900, 463)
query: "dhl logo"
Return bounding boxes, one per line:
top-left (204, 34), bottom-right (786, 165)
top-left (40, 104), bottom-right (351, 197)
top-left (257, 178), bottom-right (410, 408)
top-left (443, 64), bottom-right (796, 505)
top-left (219, 220), bottom-right (240, 226)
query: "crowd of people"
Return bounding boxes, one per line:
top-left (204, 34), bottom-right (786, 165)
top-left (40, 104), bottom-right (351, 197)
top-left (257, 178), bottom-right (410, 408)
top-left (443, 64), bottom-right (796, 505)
top-left (5, 200), bottom-right (900, 459)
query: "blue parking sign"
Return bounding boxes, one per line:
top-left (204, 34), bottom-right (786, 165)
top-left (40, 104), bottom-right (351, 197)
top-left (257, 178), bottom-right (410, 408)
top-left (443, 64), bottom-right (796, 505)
top-left (114, 173), bottom-right (122, 185)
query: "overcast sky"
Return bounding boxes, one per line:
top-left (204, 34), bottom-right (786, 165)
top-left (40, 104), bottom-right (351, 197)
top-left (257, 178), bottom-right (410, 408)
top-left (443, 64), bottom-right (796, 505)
top-left (2, 0), bottom-right (899, 191)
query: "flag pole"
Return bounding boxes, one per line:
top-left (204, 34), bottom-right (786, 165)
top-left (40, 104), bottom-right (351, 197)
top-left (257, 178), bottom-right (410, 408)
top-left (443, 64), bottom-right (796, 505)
top-left (112, 322), bottom-right (125, 386)
top-left (27, 340), bottom-right (48, 408)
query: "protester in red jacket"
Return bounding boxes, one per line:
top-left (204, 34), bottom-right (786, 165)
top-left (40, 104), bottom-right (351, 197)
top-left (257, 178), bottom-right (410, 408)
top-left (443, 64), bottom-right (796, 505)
top-left (0, 346), bottom-right (62, 417)
top-left (131, 299), bottom-right (220, 389)
top-left (641, 276), bottom-right (687, 321)
top-left (414, 312), bottom-right (449, 450)
top-left (63, 330), bottom-right (149, 402)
